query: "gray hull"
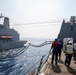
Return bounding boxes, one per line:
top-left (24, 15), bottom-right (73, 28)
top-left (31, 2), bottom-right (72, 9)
top-left (0, 16), bottom-right (27, 50)
top-left (0, 41), bottom-right (27, 50)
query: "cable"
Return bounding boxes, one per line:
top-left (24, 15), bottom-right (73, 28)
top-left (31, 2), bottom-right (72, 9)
top-left (10, 20), bottom-right (62, 26)
top-left (10, 24), bottom-right (62, 29)
top-left (0, 41), bottom-right (52, 59)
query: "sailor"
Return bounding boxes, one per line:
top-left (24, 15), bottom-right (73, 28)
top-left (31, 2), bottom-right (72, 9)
top-left (73, 43), bottom-right (76, 61)
top-left (58, 39), bottom-right (63, 60)
top-left (51, 38), bottom-right (58, 65)
top-left (65, 41), bottom-right (73, 67)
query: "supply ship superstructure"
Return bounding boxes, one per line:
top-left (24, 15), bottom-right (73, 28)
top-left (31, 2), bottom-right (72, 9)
top-left (0, 14), bottom-right (27, 50)
top-left (58, 16), bottom-right (76, 43)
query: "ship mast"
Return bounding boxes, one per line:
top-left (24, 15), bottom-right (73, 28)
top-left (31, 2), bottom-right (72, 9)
top-left (0, 13), bottom-right (4, 18)
top-left (70, 16), bottom-right (76, 31)
top-left (0, 13), bottom-right (4, 24)
top-left (0, 13), bottom-right (10, 28)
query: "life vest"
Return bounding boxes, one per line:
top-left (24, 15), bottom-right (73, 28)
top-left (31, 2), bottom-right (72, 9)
top-left (66, 45), bottom-right (73, 54)
top-left (74, 43), bottom-right (76, 50)
top-left (52, 41), bottom-right (58, 48)
top-left (58, 42), bottom-right (63, 49)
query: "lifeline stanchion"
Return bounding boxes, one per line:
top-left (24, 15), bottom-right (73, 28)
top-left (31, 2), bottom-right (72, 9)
top-left (36, 55), bottom-right (46, 75)
top-left (24, 55), bottom-right (46, 75)
top-left (45, 48), bottom-right (52, 62)
top-left (24, 58), bottom-right (42, 75)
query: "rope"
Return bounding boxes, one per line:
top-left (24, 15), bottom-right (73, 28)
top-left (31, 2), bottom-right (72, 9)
top-left (12, 44), bottom-right (30, 57)
top-left (0, 41), bottom-right (52, 59)
top-left (30, 41), bottom-right (52, 47)
top-left (0, 44), bottom-right (30, 59)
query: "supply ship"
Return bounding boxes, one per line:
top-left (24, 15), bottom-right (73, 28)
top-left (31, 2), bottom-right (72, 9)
top-left (0, 14), bottom-right (27, 50)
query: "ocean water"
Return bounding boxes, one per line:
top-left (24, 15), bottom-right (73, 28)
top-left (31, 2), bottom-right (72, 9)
top-left (0, 39), bottom-right (51, 75)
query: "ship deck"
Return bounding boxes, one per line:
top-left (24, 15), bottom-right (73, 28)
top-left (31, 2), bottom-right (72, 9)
top-left (39, 51), bottom-right (76, 75)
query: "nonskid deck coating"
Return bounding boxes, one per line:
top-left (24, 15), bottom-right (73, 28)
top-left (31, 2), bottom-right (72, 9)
top-left (40, 52), bottom-right (76, 75)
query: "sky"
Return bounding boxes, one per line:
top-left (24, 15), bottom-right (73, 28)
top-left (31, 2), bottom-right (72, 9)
top-left (0, 0), bottom-right (76, 39)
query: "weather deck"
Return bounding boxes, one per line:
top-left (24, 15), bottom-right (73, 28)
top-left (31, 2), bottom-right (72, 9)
top-left (39, 52), bottom-right (76, 75)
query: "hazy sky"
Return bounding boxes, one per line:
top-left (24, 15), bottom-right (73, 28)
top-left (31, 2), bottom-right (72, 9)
top-left (0, 0), bottom-right (76, 39)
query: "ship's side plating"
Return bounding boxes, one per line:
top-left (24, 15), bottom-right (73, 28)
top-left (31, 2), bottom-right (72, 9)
top-left (0, 16), bottom-right (27, 50)
top-left (0, 17), bottom-right (19, 41)
top-left (58, 16), bottom-right (76, 43)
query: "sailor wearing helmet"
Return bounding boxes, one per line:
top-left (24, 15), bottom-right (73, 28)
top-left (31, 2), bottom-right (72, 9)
top-left (65, 41), bottom-right (73, 67)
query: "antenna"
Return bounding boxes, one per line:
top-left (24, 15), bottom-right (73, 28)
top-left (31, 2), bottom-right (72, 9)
top-left (0, 13), bottom-right (4, 24)
top-left (0, 13), bottom-right (4, 18)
